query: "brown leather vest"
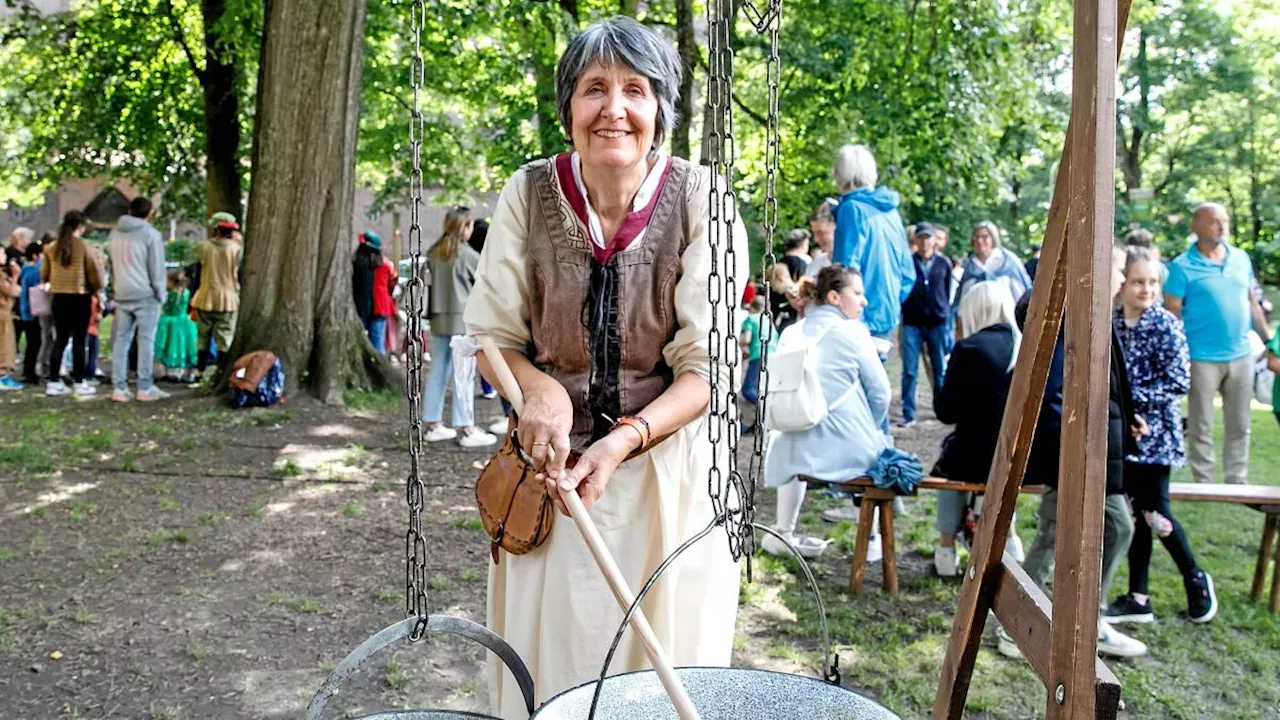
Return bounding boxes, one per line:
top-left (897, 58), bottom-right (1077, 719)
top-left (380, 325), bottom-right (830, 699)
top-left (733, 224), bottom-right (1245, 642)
top-left (523, 157), bottom-right (692, 452)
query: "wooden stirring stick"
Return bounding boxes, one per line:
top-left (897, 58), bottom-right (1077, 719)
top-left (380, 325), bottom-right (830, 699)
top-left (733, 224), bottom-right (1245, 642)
top-left (477, 337), bottom-right (702, 720)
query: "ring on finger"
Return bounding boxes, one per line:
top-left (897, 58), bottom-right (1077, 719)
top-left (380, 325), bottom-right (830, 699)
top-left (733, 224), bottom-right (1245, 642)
top-left (532, 441), bottom-right (549, 446)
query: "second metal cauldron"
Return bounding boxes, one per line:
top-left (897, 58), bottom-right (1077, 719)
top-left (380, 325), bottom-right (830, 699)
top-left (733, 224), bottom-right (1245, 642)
top-left (531, 667), bottom-right (900, 720)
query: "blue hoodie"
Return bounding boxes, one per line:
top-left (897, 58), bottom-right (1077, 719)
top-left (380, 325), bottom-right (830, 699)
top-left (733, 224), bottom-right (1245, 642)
top-left (832, 187), bottom-right (916, 335)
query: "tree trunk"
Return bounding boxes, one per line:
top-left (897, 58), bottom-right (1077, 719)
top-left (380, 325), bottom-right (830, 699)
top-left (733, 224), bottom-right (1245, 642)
top-left (201, 0), bottom-right (244, 222)
top-left (671, 0), bottom-right (695, 160)
top-left (232, 0), bottom-right (391, 403)
top-left (1119, 27), bottom-right (1149, 204)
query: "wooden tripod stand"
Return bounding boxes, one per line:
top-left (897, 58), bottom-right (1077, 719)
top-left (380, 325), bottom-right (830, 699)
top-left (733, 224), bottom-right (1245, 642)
top-left (932, 0), bottom-right (1132, 718)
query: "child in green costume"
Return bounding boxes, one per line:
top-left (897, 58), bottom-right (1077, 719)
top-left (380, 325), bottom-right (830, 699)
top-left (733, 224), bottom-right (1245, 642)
top-left (155, 271), bottom-right (199, 383)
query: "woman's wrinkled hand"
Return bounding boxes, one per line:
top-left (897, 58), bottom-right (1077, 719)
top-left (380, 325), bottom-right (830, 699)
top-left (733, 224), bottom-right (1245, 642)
top-left (548, 429), bottom-right (640, 515)
top-left (517, 375), bottom-right (574, 485)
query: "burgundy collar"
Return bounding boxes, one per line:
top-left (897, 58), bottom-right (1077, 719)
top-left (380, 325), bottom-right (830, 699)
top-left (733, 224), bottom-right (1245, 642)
top-left (555, 153), bottom-right (674, 264)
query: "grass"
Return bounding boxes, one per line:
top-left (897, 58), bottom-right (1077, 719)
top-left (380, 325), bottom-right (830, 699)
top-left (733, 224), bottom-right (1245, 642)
top-left (272, 459), bottom-right (303, 478)
top-left (269, 593), bottom-right (321, 614)
top-left (344, 388), bottom-right (404, 411)
top-left (341, 501), bottom-right (361, 517)
top-left (428, 573), bottom-right (453, 591)
top-left (249, 409), bottom-right (291, 427)
top-left (375, 588), bottom-right (400, 603)
top-left (458, 567), bottom-right (482, 582)
top-left (741, 405), bottom-right (1280, 719)
top-left (450, 516), bottom-right (485, 532)
top-left (384, 659), bottom-right (409, 689)
top-left (146, 531), bottom-right (188, 547)
top-left (187, 644), bottom-right (206, 661)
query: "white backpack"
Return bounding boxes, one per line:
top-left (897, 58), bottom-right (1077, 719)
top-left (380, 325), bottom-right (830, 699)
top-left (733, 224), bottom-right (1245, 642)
top-left (764, 319), bottom-right (856, 432)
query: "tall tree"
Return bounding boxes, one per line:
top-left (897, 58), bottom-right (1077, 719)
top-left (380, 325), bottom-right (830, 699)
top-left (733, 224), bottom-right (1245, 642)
top-left (232, 0), bottom-right (386, 401)
top-left (0, 0), bottom-right (257, 221)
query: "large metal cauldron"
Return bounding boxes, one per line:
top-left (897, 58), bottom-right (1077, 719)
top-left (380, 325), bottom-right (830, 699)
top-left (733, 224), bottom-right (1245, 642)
top-left (531, 524), bottom-right (901, 720)
top-left (532, 667), bottom-right (898, 719)
top-left (306, 615), bottom-right (534, 720)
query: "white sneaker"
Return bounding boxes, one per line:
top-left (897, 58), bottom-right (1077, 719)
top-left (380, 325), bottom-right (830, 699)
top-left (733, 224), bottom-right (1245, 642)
top-left (821, 504), bottom-right (860, 523)
top-left (110, 389), bottom-right (131, 403)
top-left (72, 381), bottom-right (96, 397)
top-left (996, 626), bottom-right (1024, 659)
top-left (45, 380), bottom-right (70, 397)
top-left (425, 426), bottom-right (458, 442)
top-left (136, 386), bottom-right (171, 402)
top-left (1005, 532), bottom-right (1026, 563)
top-left (481, 390), bottom-right (498, 400)
top-left (934, 546), bottom-right (959, 577)
top-left (1097, 623), bottom-right (1147, 658)
top-left (864, 535), bottom-right (883, 564)
top-left (486, 417), bottom-right (510, 436)
top-left (458, 430), bottom-right (497, 448)
top-left (760, 532), bottom-right (832, 559)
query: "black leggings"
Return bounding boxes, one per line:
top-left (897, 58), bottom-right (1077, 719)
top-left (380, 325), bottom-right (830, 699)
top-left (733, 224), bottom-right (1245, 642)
top-left (49, 294), bottom-right (91, 384)
top-left (17, 318), bottom-right (42, 381)
top-left (1126, 461), bottom-right (1199, 594)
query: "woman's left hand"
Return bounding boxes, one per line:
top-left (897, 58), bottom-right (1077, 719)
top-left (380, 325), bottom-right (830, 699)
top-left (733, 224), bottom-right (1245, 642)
top-left (548, 429), bottom-right (640, 515)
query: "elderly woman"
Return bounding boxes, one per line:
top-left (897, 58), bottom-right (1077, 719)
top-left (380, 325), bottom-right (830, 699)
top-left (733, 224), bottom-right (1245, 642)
top-left (953, 221), bottom-right (1032, 320)
top-left (760, 265), bottom-right (892, 559)
top-left (465, 17), bottom-right (747, 717)
top-left (929, 281), bottom-right (1025, 576)
top-left (829, 144), bottom-right (915, 342)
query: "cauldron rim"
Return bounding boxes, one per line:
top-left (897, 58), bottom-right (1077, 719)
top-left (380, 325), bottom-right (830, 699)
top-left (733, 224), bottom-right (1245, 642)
top-left (532, 666), bottom-right (899, 719)
top-left (350, 711), bottom-right (505, 720)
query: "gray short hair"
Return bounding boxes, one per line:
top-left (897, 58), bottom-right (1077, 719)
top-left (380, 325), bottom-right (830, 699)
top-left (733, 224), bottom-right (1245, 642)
top-left (833, 144), bottom-right (878, 192)
top-left (970, 220), bottom-right (1003, 248)
top-left (555, 17), bottom-right (682, 153)
top-left (8, 226), bottom-right (34, 247)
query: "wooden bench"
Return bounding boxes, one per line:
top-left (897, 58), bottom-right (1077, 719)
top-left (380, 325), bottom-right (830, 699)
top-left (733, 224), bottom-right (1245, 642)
top-left (807, 476), bottom-right (1280, 612)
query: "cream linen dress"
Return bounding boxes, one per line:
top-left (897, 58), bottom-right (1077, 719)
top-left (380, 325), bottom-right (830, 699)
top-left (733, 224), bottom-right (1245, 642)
top-left (464, 159), bottom-right (748, 719)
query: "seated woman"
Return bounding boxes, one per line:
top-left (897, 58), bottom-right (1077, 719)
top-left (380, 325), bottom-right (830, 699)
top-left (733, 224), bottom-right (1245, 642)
top-left (930, 281), bottom-right (1025, 576)
top-left (761, 265), bottom-right (891, 558)
top-left (465, 17), bottom-right (748, 717)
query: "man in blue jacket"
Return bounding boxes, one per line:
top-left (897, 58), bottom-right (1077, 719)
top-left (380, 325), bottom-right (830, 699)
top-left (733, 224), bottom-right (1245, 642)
top-left (830, 144), bottom-right (915, 350)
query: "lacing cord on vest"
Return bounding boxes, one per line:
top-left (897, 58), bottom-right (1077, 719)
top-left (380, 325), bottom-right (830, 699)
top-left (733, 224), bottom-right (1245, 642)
top-left (581, 262), bottom-right (622, 441)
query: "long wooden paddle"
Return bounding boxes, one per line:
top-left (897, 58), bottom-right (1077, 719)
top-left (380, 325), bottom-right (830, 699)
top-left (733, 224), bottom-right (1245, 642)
top-left (477, 337), bottom-right (701, 720)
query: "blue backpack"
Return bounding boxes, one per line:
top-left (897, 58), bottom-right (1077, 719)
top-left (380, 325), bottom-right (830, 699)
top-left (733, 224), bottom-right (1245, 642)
top-left (228, 351), bottom-right (286, 408)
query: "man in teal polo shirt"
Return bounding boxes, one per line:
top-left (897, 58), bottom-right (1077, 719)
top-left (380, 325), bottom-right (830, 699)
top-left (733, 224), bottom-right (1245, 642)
top-left (1164, 203), bottom-right (1271, 484)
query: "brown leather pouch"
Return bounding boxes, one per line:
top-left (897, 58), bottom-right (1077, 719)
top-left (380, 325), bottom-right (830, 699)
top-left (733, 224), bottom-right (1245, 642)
top-left (475, 421), bottom-right (556, 563)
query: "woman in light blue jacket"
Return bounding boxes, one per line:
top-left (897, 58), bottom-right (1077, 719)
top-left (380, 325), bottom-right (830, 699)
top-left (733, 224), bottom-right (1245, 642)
top-left (762, 264), bottom-right (892, 557)
top-left (953, 221), bottom-right (1032, 322)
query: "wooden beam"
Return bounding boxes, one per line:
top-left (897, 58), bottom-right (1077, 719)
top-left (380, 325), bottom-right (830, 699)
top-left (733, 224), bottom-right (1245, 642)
top-left (992, 556), bottom-right (1121, 720)
top-left (1046, 0), bottom-right (1120, 714)
top-left (932, 2), bottom-right (1132, 717)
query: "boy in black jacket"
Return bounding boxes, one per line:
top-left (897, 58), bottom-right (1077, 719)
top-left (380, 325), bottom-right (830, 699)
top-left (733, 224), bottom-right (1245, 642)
top-left (1001, 245), bottom-right (1149, 660)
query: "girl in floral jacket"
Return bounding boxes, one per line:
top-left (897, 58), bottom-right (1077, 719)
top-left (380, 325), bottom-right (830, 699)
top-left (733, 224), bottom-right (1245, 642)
top-left (1106, 246), bottom-right (1217, 625)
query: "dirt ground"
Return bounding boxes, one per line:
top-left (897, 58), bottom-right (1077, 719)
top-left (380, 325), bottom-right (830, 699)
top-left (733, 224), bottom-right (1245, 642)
top-left (0, 373), bottom-right (954, 720)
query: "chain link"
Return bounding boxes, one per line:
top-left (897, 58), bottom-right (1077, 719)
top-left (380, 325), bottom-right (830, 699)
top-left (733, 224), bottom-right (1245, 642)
top-left (747, 0), bottom-right (783, 542)
top-left (705, 0), bottom-right (783, 565)
top-left (404, 0), bottom-right (430, 642)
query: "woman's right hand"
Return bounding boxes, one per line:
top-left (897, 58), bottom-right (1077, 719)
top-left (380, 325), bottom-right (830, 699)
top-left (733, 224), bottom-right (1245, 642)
top-left (517, 374), bottom-right (575, 485)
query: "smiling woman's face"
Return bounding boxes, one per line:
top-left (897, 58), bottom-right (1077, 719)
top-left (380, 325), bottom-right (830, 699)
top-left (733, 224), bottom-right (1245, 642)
top-left (570, 62), bottom-right (658, 171)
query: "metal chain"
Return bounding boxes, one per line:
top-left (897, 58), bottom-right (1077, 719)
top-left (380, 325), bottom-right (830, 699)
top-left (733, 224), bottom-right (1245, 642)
top-left (704, 0), bottom-right (733, 553)
top-left (706, 0), bottom-right (784, 566)
top-left (747, 0), bottom-right (783, 542)
top-left (404, 0), bottom-right (430, 642)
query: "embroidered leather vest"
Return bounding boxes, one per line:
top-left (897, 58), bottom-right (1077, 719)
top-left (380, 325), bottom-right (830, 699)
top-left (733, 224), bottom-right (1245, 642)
top-left (523, 156), bottom-right (692, 453)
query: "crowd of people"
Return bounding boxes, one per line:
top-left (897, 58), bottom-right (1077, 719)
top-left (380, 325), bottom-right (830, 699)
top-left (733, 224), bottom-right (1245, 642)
top-left (2, 202), bottom-right (243, 400)
top-left (746, 142), bottom-right (1275, 662)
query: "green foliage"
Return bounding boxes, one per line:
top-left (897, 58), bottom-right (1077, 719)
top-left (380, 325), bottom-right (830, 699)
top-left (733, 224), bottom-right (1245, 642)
top-left (0, 0), bottom-right (261, 218)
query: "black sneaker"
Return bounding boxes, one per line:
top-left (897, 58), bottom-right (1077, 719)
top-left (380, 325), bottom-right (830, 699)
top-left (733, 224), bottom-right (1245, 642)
top-left (1102, 594), bottom-right (1155, 624)
top-left (1185, 570), bottom-right (1218, 624)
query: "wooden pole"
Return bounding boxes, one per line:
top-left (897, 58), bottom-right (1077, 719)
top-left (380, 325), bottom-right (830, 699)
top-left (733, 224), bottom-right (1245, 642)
top-left (477, 337), bottom-right (702, 720)
top-left (1047, 0), bottom-right (1119, 715)
top-left (932, 2), bottom-right (1130, 717)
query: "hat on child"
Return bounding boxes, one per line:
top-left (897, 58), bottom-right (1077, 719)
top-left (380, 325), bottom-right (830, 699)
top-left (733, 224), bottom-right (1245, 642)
top-left (360, 231), bottom-right (383, 250)
top-left (208, 211), bottom-right (237, 228)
